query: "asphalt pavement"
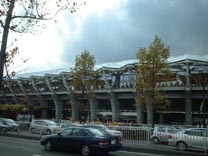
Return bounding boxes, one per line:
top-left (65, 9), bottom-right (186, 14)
top-left (0, 130), bottom-right (206, 156)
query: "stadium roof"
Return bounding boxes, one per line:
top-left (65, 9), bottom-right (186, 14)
top-left (12, 54), bottom-right (208, 78)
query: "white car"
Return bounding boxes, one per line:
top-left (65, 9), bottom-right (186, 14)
top-left (82, 124), bottom-right (123, 139)
top-left (168, 128), bottom-right (208, 151)
top-left (30, 119), bottom-right (59, 135)
top-left (151, 126), bottom-right (180, 144)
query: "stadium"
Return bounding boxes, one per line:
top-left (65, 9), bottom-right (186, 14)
top-left (0, 54), bottom-right (208, 125)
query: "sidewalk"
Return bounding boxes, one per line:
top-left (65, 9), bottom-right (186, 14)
top-left (0, 131), bottom-right (205, 156)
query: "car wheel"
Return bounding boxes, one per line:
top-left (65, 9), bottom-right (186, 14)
top-left (152, 137), bottom-right (160, 144)
top-left (177, 141), bottom-right (187, 151)
top-left (81, 144), bottom-right (90, 156)
top-left (46, 129), bottom-right (51, 135)
top-left (45, 140), bottom-right (52, 151)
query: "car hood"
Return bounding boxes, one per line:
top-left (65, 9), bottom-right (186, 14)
top-left (42, 133), bottom-right (58, 139)
top-left (8, 123), bottom-right (19, 127)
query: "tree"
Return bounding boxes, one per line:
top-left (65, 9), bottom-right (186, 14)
top-left (0, 0), bottom-right (85, 92)
top-left (136, 36), bottom-right (172, 125)
top-left (70, 50), bottom-right (98, 121)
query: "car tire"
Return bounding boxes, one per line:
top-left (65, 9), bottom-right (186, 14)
top-left (152, 137), bottom-right (160, 144)
top-left (176, 141), bottom-right (187, 151)
top-left (46, 129), bottom-right (51, 135)
top-left (81, 144), bottom-right (91, 156)
top-left (45, 140), bottom-right (52, 151)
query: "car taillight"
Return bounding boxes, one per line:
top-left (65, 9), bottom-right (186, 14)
top-left (168, 134), bottom-right (172, 139)
top-left (99, 139), bottom-right (108, 145)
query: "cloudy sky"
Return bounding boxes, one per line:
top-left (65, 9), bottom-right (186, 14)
top-left (13, 0), bottom-right (208, 74)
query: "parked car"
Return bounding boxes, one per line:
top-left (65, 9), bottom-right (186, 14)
top-left (40, 127), bottom-right (122, 156)
top-left (82, 124), bottom-right (123, 139)
top-left (0, 120), bottom-right (9, 133)
top-left (151, 126), bottom-right (180, 144)
top-left (0, 118), bottom-right (19, 132)
top-left (30, 119), bottom-right (59, 135)
top-left (168, 128), bottom-right (208, 151)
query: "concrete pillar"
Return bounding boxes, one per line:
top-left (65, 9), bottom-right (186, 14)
top-left (52, 95), bottom-right (63, 121)
top-left (31, 78), bottom-right (48, 119)
top-left (159, 114), bottom-right (164, 124)
top-left (70, 96), bottom-right (80, 122)
top-left (40, 98), bottom-right (48, 119)
top-left (114, 74), bottom-right (120, 88)
top-left (109, 92), bottom-right (119, 121)
top-left (89, 99), bottom-right (98, 121)
top-left (185, 63), bottom-right (192, 125)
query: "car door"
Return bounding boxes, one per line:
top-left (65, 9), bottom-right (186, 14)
top-left (201, 130), bottom-right (208, 150)
top-left (185, 129), bottom-right (203, 149)
top-left (70, 128), bottom-right (85, 149)
top-left (39, 121), bottom-right (46, 134)
top-left (157, 127), bottom-right (167, 142)
top-left (55, 128), bottom-right (74, 149)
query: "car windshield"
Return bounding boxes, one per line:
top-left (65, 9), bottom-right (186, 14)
top-left (4, 119), bottom-right (15, 123)
top-left (46, 121), bottom-right (57, 126)
top-left (100, 125), bottom-right (110, 131)
top-left (89, 128), bottom-right (110, 137)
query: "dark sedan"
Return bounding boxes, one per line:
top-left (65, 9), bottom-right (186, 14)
top-left (40, 127), bottom-right (122, 156)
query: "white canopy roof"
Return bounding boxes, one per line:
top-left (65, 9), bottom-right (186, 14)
top-left (13, 54), bottom-right (208, 78)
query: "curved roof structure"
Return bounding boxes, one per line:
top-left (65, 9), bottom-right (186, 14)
top-left (12, 54), bottom-right (208, 79)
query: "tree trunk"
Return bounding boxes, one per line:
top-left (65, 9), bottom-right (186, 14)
top-left (145, 95), bottom-right (154, 126)
top-left (135, 97), bottom-right (144, 124)
top-left (0, 1), bottom-right (15, 92)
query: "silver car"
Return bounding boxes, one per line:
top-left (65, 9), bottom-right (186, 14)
top-left (151, 126), bottom-right (180, 144)
top-left (168, 128), bottom-right (208, 151)
top-left (30, 119), bottom-right (59, 135)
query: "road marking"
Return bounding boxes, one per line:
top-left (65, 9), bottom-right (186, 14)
top-left (118, 150), bottom-right (165, 156)
top-left (33, 154), bottom-right (42, 156)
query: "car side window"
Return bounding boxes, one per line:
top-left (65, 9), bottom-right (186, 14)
top-left (82, 129), bottom-right (90, 136)
top-left (72, 128), bottom-right (84, 136)
top-left (185, 130), bottom-right (202, 137)
top-left (158, 127), bottom-right (166, 132)
top-left (34, 121), bottom-right (39, 124)
top-left (202, 131), bottom-right (208, 137)
top-left (61, 128), bottom-right (73, 136)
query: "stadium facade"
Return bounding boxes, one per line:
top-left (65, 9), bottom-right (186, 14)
top-left (0, 54), bottom-right (208, 125)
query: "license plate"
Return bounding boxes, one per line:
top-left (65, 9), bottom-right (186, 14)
top-left (111, 140), bottom-right (116, 144)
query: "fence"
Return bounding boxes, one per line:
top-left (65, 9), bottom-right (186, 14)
top-left (109, 125), bottom-right (208, 154)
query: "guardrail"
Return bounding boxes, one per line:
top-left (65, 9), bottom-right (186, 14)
top-left (109, 125), bottom-right (208, 154)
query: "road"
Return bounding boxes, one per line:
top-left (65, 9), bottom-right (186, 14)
top-left (0, 135), bottom-right (206, 156)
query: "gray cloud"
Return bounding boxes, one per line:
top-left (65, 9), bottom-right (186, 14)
top-left (60, 0), bottom-right (208, 65)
